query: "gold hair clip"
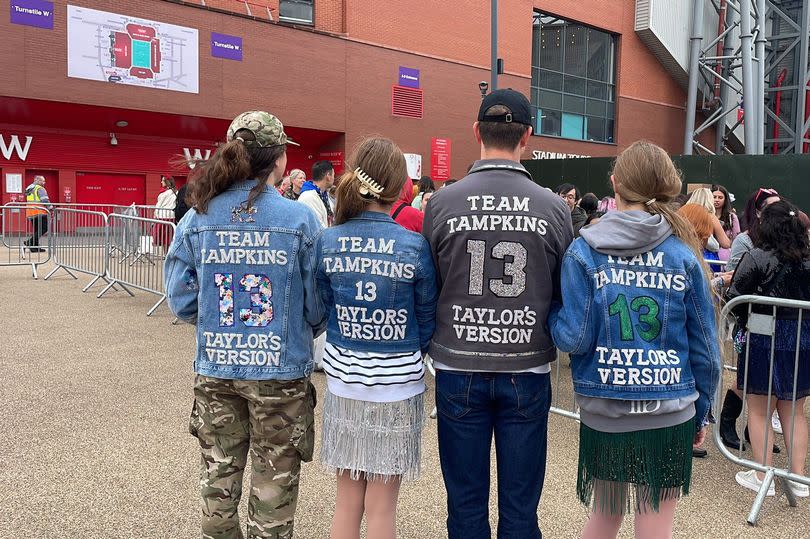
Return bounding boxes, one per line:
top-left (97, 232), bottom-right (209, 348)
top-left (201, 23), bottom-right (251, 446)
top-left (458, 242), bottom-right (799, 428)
top-left (645, 198), bottom-right (657, 206)
top-left (355, 167), bottom-right (384, 199)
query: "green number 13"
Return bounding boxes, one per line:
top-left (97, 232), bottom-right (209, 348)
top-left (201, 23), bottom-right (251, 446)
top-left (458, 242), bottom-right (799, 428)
top-left (608, 294), bottom-right (661, 342)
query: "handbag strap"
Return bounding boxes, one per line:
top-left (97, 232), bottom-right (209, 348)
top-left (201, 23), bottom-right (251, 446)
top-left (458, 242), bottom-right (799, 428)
top-left (391, 202), bottom-right (407, 221)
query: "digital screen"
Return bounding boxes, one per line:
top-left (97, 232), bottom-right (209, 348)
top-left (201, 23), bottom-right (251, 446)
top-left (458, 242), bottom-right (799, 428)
top-left (131, 40), bottom-right (151, 69)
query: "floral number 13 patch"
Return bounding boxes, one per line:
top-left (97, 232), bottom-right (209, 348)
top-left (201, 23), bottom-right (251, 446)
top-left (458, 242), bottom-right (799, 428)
top-left (215, 273), bottom-right (274, 327)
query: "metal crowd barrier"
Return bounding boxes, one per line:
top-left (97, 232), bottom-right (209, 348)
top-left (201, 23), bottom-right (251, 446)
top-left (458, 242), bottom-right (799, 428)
top-left (713, 294), bottom-right (810, 525)
top-left (550, 352), bottom-right (580, 421)
top-left (99, 213), bottom-right (176, 316)
top-left (43, 207), bottom-right (124, 293)
top-left (0, 204), bottom-right (52, 279)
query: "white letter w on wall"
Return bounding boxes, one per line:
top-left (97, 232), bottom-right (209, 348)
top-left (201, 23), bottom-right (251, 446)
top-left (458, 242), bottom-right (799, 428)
top-left (183, 148), bottom-right (212, 169)
top-left (0, 135), bottom-right (33, 161)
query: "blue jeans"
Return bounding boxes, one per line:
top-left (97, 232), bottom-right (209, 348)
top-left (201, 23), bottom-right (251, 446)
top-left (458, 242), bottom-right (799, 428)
top-left (436, 370), bottom-right (552, 539)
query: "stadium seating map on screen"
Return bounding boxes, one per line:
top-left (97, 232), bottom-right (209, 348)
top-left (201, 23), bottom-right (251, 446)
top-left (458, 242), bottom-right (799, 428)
top-left (67, 5), bottom-right (199, 94)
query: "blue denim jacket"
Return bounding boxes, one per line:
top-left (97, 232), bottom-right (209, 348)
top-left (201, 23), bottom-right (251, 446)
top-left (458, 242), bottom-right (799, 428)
top-left (164, 181), bottom-right (326, 380)
top-left (315, 211), bottom-right (438, 353)
top-left (549, 235), bottom-right (721, 428)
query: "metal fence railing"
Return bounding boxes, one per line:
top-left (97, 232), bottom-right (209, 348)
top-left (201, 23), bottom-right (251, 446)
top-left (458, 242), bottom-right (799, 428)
top-left (714, 294), bottom-right (810, 525)
top-left (98, 213), bottom-right (176, 316)
top-left (43, 207), bottom-right (119, 293)
top-left (2, 203), bottom-right (175, 316)
top-left (1, 204), bottom-right (52, 279)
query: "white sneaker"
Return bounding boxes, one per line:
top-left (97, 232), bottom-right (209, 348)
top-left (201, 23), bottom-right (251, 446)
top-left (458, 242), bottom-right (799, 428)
top-left (788, 480), bottom-right (809, 498)
top-left (772, 412), bottom-right (783, 434)
top-left (736, 470), bottom-right (775, 496)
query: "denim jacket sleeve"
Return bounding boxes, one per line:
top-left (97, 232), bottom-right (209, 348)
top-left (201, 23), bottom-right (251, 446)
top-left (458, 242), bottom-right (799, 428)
top-left (415, 238), bottom-right (439, 354)
top-left (685, 260), bottom-right (721, 431)
top-left (164, 221), bottom-right (199, 323)
top-left (549, 250), bottom-right (595, 355)
top-left (303, 229), bottom-right (327, 337)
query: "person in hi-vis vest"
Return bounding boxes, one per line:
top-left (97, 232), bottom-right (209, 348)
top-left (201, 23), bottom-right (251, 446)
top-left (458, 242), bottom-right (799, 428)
top-left (24, 176), bottom-right (51, 252)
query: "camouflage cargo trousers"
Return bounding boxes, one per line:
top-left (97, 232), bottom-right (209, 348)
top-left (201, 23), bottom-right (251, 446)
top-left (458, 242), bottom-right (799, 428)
top-left (189, 375), bottom-right (316, 539)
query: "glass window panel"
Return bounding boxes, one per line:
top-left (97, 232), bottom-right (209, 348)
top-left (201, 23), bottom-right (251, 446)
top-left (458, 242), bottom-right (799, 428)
top-left (564, 25), bottom-right (588, 77)
top-left (540, 69), bottom-right (563, 91)
top-left (587, 29), bottom-right (611, 82)
top-left (586, 117), bottom-right (606, 142)
top-left (279, 0), bottom-right (313, 23)
top-left (563, 94), bottom-right (585, 114)
top-left (538, 26), bottom-right (563, 71)
top-left (540, 109), bottom-right (562, 137)
top-left (530, 86), bottom-right (541, 107)
top-left (561, 113), bottom-right (584, 139)
top-left (586, 99), bottom-right (607, 117)
top-left (587, 80), bottom-right (607, 100)
top-left (564, 75), bottom-right (586, 96)
top-left (540, 90), bottom-right (563, 110)
top-left (532, 12), bottom-right (617, 139)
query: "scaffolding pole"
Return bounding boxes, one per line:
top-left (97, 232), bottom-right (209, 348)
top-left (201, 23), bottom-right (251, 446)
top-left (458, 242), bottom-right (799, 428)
top-left (755, 0), bottom-right (767, 153)
top-left (685, 0), bottom-right (706, 154)
top-left (716, 1), bottom-right (734, 153)
top-left (739, 0), bottom-right (758, 153)
top-left (795, 0), bottom-right (810, 153)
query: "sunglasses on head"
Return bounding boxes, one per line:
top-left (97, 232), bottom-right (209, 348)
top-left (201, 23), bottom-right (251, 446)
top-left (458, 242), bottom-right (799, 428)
top-left (754, 187), bottom-right (779, 208)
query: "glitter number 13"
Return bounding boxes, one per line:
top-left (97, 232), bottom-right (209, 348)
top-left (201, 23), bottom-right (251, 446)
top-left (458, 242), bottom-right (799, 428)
top-left (465, 240), bottom-right (527, 298)
top-left (214, 273), bottom-right (274, 328)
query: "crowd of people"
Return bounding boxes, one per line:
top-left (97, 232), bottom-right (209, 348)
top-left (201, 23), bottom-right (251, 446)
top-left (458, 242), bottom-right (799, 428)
top-left (162, 89), bottom-right (809, 539)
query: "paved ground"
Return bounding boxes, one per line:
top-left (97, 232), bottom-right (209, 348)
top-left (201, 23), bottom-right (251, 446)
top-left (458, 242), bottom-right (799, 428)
top-left (1, 260), bottom-right (809, 538)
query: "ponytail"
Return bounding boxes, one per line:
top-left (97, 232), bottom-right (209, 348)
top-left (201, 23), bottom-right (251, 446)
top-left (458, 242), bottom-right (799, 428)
top-left (188, 140), bottom-right (251, 214)
top-left (612, 141), bottom-right (704, 259)
top-left (334, 137), bottom-right (408, 226)
top-left (187, 134), bottom-right (285, 214)
top-left (334, 171), bottom-right (369, 225)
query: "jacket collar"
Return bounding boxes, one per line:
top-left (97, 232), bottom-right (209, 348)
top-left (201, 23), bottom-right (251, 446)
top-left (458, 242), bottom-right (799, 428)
top-left (468, 159), bottom-right (533, 180)
top-left (353, 210), bottom-right (396, 223)
top-left (227, 179), bottom-right (280, 196)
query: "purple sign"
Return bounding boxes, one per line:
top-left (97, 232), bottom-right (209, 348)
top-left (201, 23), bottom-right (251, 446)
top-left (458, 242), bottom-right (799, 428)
top-left (398, 66), bottom-right (420, 89)
top-left (10, 0), bottom-right (54, 29)
top-left (211, 32), bottom-right (243, 61)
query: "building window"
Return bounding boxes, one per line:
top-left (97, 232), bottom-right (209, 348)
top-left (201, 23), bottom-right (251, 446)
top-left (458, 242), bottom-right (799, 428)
top-left (279, 0), bottom-right (313, 25)
top-left (531, 13), bottom-right (616, 144)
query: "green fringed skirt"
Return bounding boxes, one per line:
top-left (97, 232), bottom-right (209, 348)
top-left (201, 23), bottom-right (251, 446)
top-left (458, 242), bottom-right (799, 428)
top-left (577, 419), bottom-right (695, 515)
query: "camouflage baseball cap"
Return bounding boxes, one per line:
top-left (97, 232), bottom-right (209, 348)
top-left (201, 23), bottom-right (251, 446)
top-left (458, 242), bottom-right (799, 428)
top-left (226, 111), bottom-right (299, 148)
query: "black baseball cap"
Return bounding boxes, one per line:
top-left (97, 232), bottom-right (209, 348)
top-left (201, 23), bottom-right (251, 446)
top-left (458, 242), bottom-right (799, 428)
top-left (477, 88), bottom-right (533, 126)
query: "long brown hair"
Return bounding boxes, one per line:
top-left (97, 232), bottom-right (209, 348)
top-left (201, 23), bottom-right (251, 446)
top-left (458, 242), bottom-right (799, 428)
top-left (611, 141), bottom-right (702, 256)
top-left (334, 137), bottom-right (408, 225)
top-left (187, 128), bottom-right (285, 214)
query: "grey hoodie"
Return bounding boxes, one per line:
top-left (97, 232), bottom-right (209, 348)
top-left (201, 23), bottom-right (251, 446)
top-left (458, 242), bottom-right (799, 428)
top-left (576, 211), bottom-right (699, 433)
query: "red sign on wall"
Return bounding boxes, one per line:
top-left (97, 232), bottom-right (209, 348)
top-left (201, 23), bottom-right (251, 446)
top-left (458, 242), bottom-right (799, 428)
top-left (76, 172), bottom-right (146, 205)
top-left (430, 138), bottom-right (451, 182)
top-left (318, 151), bottom-right (345, 175)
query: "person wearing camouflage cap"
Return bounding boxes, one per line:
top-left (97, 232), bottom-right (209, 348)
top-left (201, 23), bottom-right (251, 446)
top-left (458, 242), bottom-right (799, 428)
top-left (226, 111), bottom-right (300, 149)
top-left (166, 110), bottom-right (325, 539)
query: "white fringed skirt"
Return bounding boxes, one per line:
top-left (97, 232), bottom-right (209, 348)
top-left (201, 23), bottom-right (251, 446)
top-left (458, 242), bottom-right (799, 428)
top-left (320, 389), bottom-right (425, 482)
